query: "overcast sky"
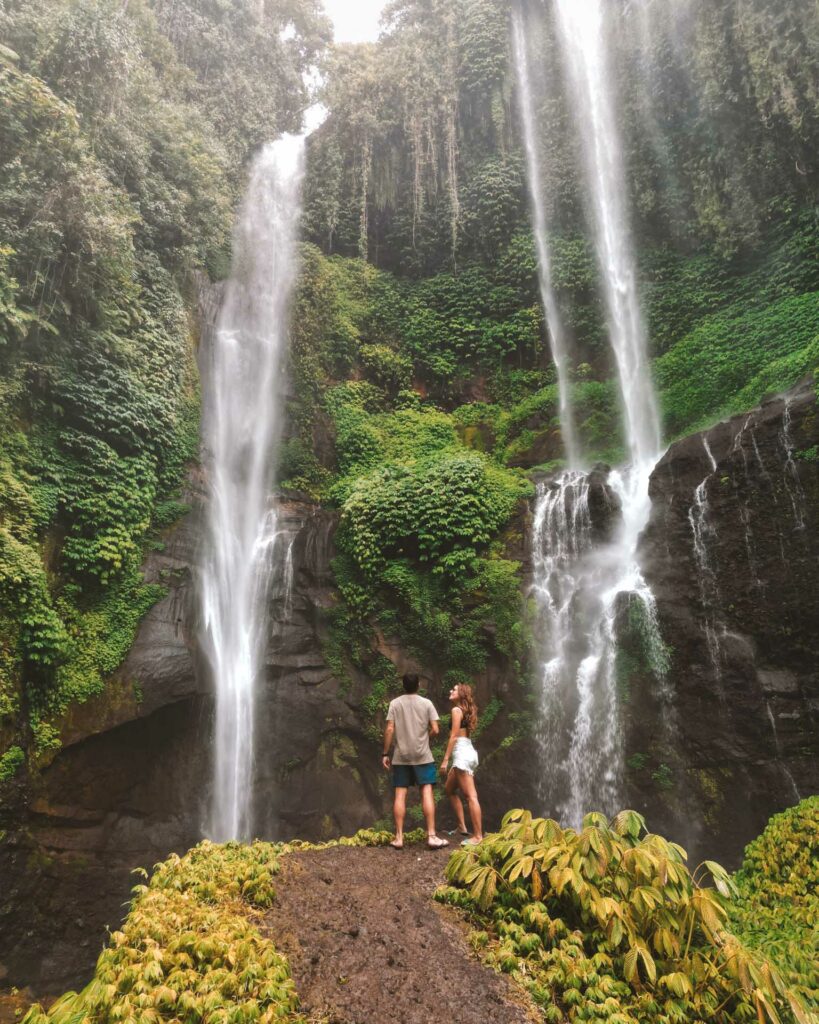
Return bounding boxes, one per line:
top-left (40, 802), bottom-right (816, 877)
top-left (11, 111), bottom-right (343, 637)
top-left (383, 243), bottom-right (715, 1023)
top-left (323, 0), bottom-right (388, 43)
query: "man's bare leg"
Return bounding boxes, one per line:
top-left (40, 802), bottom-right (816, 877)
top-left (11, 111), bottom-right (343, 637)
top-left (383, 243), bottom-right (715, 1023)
top-left (421, 783), bottom-right (437, 837)
top-left (392, 786), bottom-right (407, 848)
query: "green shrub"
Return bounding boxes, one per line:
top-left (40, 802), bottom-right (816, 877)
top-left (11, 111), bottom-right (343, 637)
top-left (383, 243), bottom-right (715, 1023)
top-left (731, 798), bottom-right (819, 1013)
top-left (657, 292), bottom-right (819, 437)
top-left (0, 744), bottom-right (24, 782)
top-left (339, 450), bottom-right (528, 581)
top-left (438, 809), bottom-right (810, 1024)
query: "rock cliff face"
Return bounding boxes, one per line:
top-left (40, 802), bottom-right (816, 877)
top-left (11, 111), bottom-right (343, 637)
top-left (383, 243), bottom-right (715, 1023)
top-left (0, 482), bottom-right (530, 992)
top-left (635, 378), bottom-right (819, 859)
top-left (1, 382), bottom-right (816, 993)
top-left (0, 472), bottom-right (209, 992)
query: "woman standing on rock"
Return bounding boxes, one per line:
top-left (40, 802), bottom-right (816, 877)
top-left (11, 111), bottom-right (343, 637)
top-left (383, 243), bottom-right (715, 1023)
top-left (440, 683), bottom-right (483, 845)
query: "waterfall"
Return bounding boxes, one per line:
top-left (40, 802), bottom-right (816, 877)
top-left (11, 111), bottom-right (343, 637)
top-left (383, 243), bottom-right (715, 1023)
top-left (525, 0), bottom-right (666, 823)
top-left (511, 7), bottom-right (579, 468)
top-left (552, 0), bottom-right (660, 466)
top-left (688, 437), bottom-right (723, 676)
top-left (764, 701), bottom-right (802, 803)
top-left (200, 136), bottom-right (306, 842)
top-left (781, 398), bottom-right (807, 531)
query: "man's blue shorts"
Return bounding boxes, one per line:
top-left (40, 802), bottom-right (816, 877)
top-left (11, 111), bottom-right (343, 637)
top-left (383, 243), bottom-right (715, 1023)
top-left (392, 762), bottom-right (437, 788)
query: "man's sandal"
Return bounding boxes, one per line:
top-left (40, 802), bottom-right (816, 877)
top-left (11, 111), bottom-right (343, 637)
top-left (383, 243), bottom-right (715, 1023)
top-left (389, 840), bottom-right (404, 850)
top-left (426, 835), bottom-right (449, 850)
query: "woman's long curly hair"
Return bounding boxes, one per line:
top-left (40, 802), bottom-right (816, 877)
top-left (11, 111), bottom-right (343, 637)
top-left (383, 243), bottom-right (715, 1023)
top-left (453, 683), bottom-right (478, 733)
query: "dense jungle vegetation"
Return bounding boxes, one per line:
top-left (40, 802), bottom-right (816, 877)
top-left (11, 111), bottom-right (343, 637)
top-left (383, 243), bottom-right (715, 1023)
top-left (285, 0), bottom-right (819, 713)
top-left (0, 0), bottom-right (817, 799)
top-left (0, 0), bottom-right (329, 775)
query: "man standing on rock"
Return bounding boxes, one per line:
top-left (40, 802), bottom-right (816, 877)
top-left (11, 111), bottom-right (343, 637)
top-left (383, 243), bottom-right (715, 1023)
top-left (382, 673), bottom-right (449, 850)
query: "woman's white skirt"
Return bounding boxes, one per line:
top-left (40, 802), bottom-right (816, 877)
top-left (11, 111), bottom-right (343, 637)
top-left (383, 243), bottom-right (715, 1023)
top-left (452, 737), bottom-right (479, 775)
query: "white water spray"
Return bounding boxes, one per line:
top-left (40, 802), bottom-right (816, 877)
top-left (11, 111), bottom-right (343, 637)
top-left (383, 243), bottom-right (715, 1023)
top-left (552, 0), bottom-right (660, 466)
top-left (765, 701), bottom-right (801, 803)
top-left (511, 7), bottom-right (579, 468)
top-left (528, 0), bottom-right (666, 823)
top-left (688, 437), bottom-right (723, 676)
top-left (781, 399), bottom-right (807, 531)
top-left (201, 136), bottom-right (306, 842)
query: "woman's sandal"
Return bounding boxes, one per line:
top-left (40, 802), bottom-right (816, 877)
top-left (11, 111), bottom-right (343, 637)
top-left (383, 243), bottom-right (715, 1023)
top-left (461, 837), bottom-right (482, 846)
top-left (426, 835), bottom-right (450, 850)
top-left (447, 829), bottom-right (470, 837)
top-left (389, 840), bottom-right (404, 850)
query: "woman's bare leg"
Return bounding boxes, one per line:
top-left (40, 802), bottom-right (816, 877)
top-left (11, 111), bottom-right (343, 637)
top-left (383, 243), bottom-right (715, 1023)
top-left (445, 768), bottom-right (468, 833)
top-left (456, 769), bottom-right (483, 841)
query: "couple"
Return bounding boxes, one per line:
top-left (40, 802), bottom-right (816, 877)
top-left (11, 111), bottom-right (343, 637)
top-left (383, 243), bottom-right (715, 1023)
top-left (381, 673), bottom-right (483, 850)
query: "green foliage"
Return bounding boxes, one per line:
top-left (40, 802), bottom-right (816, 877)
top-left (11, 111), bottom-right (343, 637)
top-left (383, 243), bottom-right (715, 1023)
top-left (304, 0), bottom-right (519, 272)
top-left (0, 0), bottom-right (328, 762)
top-left (438, 808), bottom-right (811, 1024)
top-left (22, 828), bottom-right (426, 1024)
top-left (657, 292), bottom-right (819, 438)
top-left (0, 528), bottom-right (68, 669)
top-left (339, 449), bottom-right (526, 579)
top-left (149, 0), bottom-right (330, 164)
top-left (731, 798), bottom-right (819, 1013)
top-left (0, 745), bottom-right (25, 782)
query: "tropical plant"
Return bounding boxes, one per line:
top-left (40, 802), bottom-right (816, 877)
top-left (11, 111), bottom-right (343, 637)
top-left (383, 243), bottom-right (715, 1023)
top-left (438, 809), bottom-right (811, 1024)
top-left (21, 829), bottom-right (426, 1024)
top-left (731, 797), bottom-right (819, 1014)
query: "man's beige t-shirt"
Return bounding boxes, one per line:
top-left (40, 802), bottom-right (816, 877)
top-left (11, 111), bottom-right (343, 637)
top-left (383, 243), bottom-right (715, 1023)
top-left (387, 693), bottom-right (439, 765)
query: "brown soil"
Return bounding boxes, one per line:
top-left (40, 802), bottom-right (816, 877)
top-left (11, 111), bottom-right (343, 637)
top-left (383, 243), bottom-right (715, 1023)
top-left (264, 844), bottom-right (539, 1024)
top-left (0, 988), bottom-right (37, 1024)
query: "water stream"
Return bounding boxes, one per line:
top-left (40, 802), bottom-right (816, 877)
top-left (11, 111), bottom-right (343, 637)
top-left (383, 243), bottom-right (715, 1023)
top-left (200, 136), bottom-right (306, 842)
top-left (511, 7), bottom-right (579, 468)
top-left (523, 0), bottom-right (666, 822)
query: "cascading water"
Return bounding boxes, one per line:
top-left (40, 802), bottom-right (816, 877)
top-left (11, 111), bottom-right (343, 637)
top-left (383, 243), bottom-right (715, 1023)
top-left (200, 136), bottom-right (306, 842)
top-left (511, 7), bottom-right (579, 468)
top-left (688, 437), bottom-right (723, 676)
top-left (781, 399), bottom-right (807, 531)
top-left (552, 0), bottom-right (660, 465)
top-left (523, 0), bottom-right (666, 823)
top-left (764, 701), bottom-right (801, 803)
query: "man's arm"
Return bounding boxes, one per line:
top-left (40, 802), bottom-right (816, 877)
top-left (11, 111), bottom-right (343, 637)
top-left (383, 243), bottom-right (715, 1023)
top-left (382, 720), bottom-right (395, 771)
top-left (428, 702), bottom-right (440, 738)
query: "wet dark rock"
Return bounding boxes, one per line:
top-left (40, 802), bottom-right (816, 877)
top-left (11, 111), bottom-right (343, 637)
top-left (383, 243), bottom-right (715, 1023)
top-left (636, 377), bottom-right (819, 862)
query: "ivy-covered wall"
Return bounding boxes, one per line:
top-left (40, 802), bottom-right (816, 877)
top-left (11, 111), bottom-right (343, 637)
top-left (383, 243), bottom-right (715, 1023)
top-left (0, 0), bottom-right (328, 777)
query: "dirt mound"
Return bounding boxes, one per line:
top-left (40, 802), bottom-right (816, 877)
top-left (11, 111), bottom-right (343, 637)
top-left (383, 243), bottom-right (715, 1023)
top-left (264, 844), bottom-right (537, 1024)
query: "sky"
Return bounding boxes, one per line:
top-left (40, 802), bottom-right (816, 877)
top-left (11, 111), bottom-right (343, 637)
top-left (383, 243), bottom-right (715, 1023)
top-left (323, 0), bottom-right (388, 43)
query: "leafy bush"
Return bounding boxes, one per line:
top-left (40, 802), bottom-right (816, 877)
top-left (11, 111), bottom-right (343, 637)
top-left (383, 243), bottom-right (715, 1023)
top-left (0, 744), bottom-right (24, 782)
top-left (438, 809), bottom-right (810, 1024)
top-left (731, 798), bottom-right (819, 1014)
top-left (0, 528), bottom-right (68, 668)
top-left (22, 829), bottom-right (424, 1024)
top-left (657, 292), bottom-right (819, 437)
top-left (339, 449), bottom-right (528, 581)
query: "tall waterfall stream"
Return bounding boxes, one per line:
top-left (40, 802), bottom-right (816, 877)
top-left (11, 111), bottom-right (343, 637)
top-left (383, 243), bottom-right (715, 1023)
top-left (515, 0), bottom-right (668, 823)
top-left (200, 137), bottom-right (306, 842)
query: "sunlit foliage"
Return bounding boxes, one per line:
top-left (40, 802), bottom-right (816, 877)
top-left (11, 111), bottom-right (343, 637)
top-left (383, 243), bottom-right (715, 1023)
top-left (438, 808), bottom-right (812, 1024)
